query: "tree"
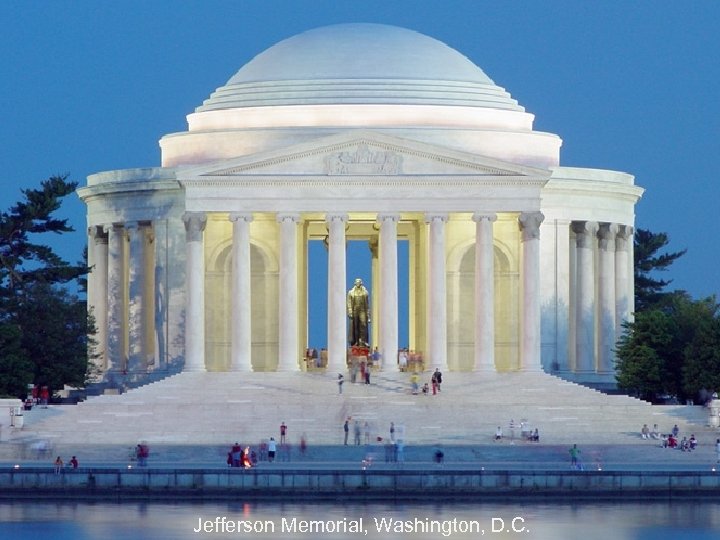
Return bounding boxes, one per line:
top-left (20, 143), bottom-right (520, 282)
top-left (616, 293), bottom-right (720, 402)
top-left (634, 229), bottom-right (686, 311)
top-left (0, 175), bottom-right (90, 398)
top-left (16, 282), bottom-right (92, 392)
top-left (0, 324), bottom-right (33, 397)
top-left (681, 298), bottom-right (720, 398)
top-left (0, 175), bottom-right (85, 291)
top-left (615, 310), bottom-right (675, 400)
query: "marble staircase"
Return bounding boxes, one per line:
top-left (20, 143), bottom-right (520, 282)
top-left (12, 370), bottom-right (714, 447)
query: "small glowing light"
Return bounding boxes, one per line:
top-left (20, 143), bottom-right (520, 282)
top-left (597, 466), bottom-right (602, 471)
top-left (13, 464), bottom-right (20, 469)
top-left (481, 467), bottom-right (485, 471)
top-left (712, 467), bottom-right (716, 472)
top-left (127, 465), bottom-right (132, 469)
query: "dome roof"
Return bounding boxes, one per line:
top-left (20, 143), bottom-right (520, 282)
top-left (196, 23), bottom-right (523, 112)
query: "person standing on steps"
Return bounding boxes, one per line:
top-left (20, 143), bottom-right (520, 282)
top-left (569, 443), bottom-right (582, 469)
top-left (268, 437), bottom-right (277, 462)
top-left (343, 419), bottom-right (349, 445)
top-left (280, 422), bottom-right (287, 444)
top-left (354, 420), bottom-right (361, 445)
top-left (433, 368), bottom-right (443, 392)
top-left (338, 373), bottom-right (344, 394)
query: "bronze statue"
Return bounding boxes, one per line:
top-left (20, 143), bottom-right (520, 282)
top-left (347, 278), bottom-right (370, 346)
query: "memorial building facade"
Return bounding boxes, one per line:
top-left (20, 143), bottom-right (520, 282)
top-left (79, 24), bottom-right (642, 387)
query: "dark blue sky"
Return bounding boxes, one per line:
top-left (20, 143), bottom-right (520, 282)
top-left (2, 0), bottom-right (718, 307)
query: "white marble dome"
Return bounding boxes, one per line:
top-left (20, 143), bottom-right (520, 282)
top-left (163, 24), bottom-right (556, 168)
top-left (196, 23), bottom-right (523, 112)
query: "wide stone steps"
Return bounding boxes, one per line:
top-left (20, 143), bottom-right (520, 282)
top-left (12, 371), bottom-right (714, 447)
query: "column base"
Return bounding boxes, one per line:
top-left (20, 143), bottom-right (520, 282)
top-left (229, 366), bottom-right (254, 373)
top-left (182, 364), bottom-right (207, 373)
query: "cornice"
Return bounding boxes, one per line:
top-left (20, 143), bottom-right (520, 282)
top-left (543, 178), bottom-right (644, 198)
top-left (77, 180), bottom-right (182, 200)
top-left (180, 176), bottom-right (548, 189)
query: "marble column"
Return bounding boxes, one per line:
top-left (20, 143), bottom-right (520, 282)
top-left (230, 213), bottom-right (253, 372)
top-left (473, 213), bottom-right (497, 372)
top-left (519, 212), bottom-right (544, 371)
top-left (105, 223), bottom-right (124, 372)
top-left (183, 212), bottom-right (207, 372)
top-left (127, 222), bottom-right (147, 372)
top-left (615, 225), bottom-right (634, 334)
top-left (426, 213), bottom-right (448, 371)
top-left (89, 226), bottom-right (108, 375)
top-left (378, 213), bottom-right (400, 372)
top-left (326, 213), bottom-right (348, 373)
top-left (598, 223), bottom-right (618, 373)
top-left (277, 213), bottom-right (301, 372)
top-left (572, 221), bottom-right (598, 373)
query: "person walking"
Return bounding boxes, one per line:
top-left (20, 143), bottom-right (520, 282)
top-left (716, 438), bottom-right (720, 464)
top-left (390, 422), bottom-right (396, 443)
top-left (54, 456), bottom-right (63, 475)
top-left (343, 419), bottom-right (349, 445)
top-left (338, 373), bottom-right (344, 394)
top-left (280, 422), bottom-right (287, 444)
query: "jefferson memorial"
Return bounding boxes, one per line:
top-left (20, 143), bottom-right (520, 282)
top-left (79, 24), bottom-right (642, 388)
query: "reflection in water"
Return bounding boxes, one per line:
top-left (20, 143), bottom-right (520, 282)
top-left (1, 501), bottom-right (719, 539)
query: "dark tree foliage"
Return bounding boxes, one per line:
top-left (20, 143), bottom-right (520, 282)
top-left (615, 310), bottom-right (675, 401)
top-left (0, 324), bottom-right (33, 397)
top-left (16, 282), bottom-right (90, 392)
top-left (0, 175), bottom-right (90, 398)
top-left (634, 229), bottom-right (686, 312)
top-left (681, 299), bottom-right (720, 398)
top-left (0, 175), bottom-right (85, 292)
top-left (616, 293), bottom-right (720, 402)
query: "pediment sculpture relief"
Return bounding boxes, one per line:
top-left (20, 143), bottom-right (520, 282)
top-left (324, 143), bottom-right (403, 175)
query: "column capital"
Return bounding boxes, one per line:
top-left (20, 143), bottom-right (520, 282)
top-left (125, 221), bottom-right (143, 242)
top-left (572, 220), bottom-right (599, 248)
top-left (276, 213), bottom-right (301, 224)
top-left (103, 222), bottom-right (124, 235)
top-left (325, 213), bottom-right (348, 224)
top-left (89, 225), bottom-right (109, 243)
top-left (615, 224), bottom-right (634, 251)
top-left (519, 211), bottom-right (545, 241)
top-left (597, 223), bottom-right (619, 250)
top-left (229, 212), bottom-right (253, 223)
top-left (472, 212), bottom-right (497, 223)
top-left (424, 212), bottom-right (448, 224)
top-left (377, 213), bottom-right (400, 223)
top-left (182, 212), bottom-right (207, 233)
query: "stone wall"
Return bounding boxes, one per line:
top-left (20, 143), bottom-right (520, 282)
top-left (2, 467), bottom-right (719, 499)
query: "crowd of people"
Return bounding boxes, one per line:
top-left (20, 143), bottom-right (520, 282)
top-left (640, 422), bottom-right (701, 452)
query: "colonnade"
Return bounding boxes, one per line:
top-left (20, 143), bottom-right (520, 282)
top-left (571, 221), bottom-right (634, 374)
top-left (87, 212), bottom-right (632, 379)
top-left (176, 210), bottom-right (545, 374)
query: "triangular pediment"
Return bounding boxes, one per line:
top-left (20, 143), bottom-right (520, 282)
top-left (179, 131), bottom-right (550, 179)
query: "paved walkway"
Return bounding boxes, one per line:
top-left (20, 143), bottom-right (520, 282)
top-left (3, 439), bottom-right (719, 472)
